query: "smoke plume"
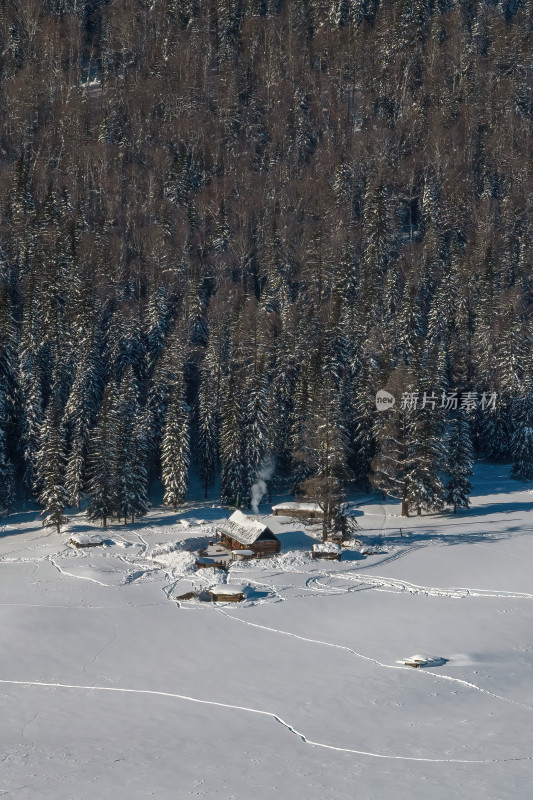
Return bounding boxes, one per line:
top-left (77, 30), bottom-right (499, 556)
top-left (250, 460), bottom-right (274, 513)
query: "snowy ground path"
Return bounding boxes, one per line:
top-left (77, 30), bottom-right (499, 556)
top-left (1, 465), bottom-right (533, 798)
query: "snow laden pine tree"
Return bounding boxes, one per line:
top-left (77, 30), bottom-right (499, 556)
top-left (115, 367), bottom-right (149, 524)
top-left (371, 409), bottom-right (410, 513)
top-left (86, 386), bottom-right (119, 527)
top-left (0, 291), bottom-right (17, 515)
top-left (19, 288), bottom-right (45, 497)
top-left (297, 352), bottom-right (351, 541)
top-left (37, 400), bottom-right (69, 533)
top-left (445, 411), bottom-right (474, 512)
top-left (0, 373), bottom-right (16, 516)
top-left (197, 325), bottom-right (224, 499)
top-left (352, 358), bottom-right (377, 492)
top-left (161, 380), bottom-right (190, 511)
top-left (244, 366), bottom-right (270, 506)
top-left (371, 375), bottom-right (445, 516)
top-left (510, 385), bottom-right (533, 481)
top-left (220, 373), bottom-right (246, 506)
top-left (64, 331), bottom-right (104, 510)
top-left (406, 410), bottom-right (445, 516)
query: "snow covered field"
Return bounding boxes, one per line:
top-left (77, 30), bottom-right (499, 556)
top-left (1, 464), bottom-right (533, 799)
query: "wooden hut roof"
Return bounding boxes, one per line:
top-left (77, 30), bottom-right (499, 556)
top-left (209, 583), bottom-right (246, 595)
top-left (217, 510), bottom-right (279, 546)
top-left (272, 501), bottom-right (322, 512)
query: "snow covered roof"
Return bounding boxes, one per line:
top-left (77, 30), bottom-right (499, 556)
top-left (217, 510), bottom-right (277, 546)
top-left (209, 583), bottom-right (246, 595)
top-left (398, 654), bottom-right (446, 668)
top-left (272, 502), bottom-right (322, 513)
top-left (69, 532), bottom-right (104, 547)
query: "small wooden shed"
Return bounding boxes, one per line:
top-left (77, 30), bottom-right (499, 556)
top-left (209, 585), bottom-right (246, 603)
top-left (312, 542), bottom-right (342, 561)
top-left (69, 532), bottom-right (104, 548)
top-left (272, 502), bottom-right (324, 520)
top-left (216, 511), bottom-right (281, 558)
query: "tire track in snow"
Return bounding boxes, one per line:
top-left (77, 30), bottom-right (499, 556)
top-left (0, 677), bottom-right (529, 764)
top-left (329, 572), bottom-right (533, 600)
top-left (216, 609), bottom-right (533, 713)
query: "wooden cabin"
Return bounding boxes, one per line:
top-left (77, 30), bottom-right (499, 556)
top-left (216, 510), bottom-right (281, 558)
top-left (69, 533), bottom-right (104, 548)
top-left (311, 542), bottom-right (342, 561)
top-left (209, 585), bottom-right (245, 603)
top-left (271, 501), bottom-right (324, 520)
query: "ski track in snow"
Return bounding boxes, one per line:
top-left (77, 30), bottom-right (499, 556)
top-left (311, 572), bottom-right (533, 600)
top-left (215, 608), bottom-right (533, 714)
top-left (46, 555), bottom-right (109, 587)
top-left (0, 677), bottom-right (530, 765)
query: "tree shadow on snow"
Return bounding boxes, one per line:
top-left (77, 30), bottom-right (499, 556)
top-left (368, 526), bottom-right (528, 550)
top-left (340, 550), bottom-right (367, 562)
top-left (278, 529), bottom-right (319, 550)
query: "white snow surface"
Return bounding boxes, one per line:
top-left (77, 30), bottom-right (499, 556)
top-left (1, 464), bottom-right (533, 799)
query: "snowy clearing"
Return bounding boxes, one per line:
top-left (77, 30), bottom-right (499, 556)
top-left (1, 464), bottom-right (533, 798)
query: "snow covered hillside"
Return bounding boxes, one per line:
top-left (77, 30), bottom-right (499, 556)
top-left (1, 464), bottom-right (533, 799)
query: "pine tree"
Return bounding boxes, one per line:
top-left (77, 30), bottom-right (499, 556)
top-left (510, 388), bottom-right (533, 481)
top-left (406, 411), bottom-right (446, 515)
top-left (0, 292), bottom-right (18, 515)
top-left (64, 331), bottom-right (104, 509)
top-left (220, 374), bottom-right (246, 506)
top-left (244, 366), bottom-right (270, 504)
top-left (371, 410), bottom-right (411, 515)
top-left (86, 387), bottom-right (119, 527)
top-left (0, 456), bottom-right (16, 516)
top-left (161, 384), bottom-right (190, 510)
top-left (115, 368), bottom-right (149, 524)
top-left (196, 322), bottom-right (225, 498)
top-left (19, 287), bottom-right (45, 495)
top-left (445, 412), bottom-right (474, 512)
top-left (0, 380), bottom-right (16, 515)
top-left (297, 353), bottom-right (351, 540)
top-left (37, 401), bottom-right (69, 534)
top-left (371, 367), bottom-right (440, 517)
top-left (352, 358), bottom-right (377, 491)
top-left (146, 285), bottom-right (171, 372)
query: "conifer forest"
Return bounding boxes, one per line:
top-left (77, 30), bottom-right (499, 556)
top-left (1, 0), bottom-right (533, 529)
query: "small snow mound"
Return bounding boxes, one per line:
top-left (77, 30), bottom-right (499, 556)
top-left (150, 541), bottom-right (181, 559)
top-left (179, 519), bottom-right (191, 528)
top-left (151, 547), bottom-right (195, 576)
top-left (312, 542), bottom-right (341, 553)
top-left (399, 654), bottom-right (446, 668)
top-left (235, 549), bottom-right (311, 571)
top-left (360, 545), bottom-right (386, 555)
top-left (69, 532), bottom-right (104, 548)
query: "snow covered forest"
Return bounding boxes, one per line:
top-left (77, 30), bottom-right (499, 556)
top-left (1, 0), bottom-right (533, 525)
